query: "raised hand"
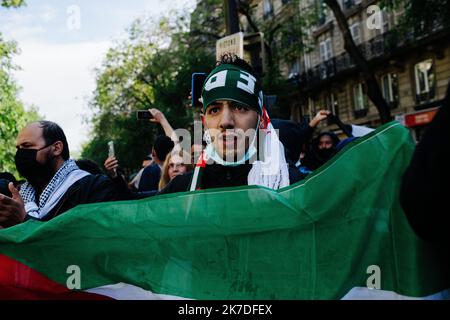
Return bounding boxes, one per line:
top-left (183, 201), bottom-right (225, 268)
top-left (0, 183), bottom-right (26, 228)
top-left (104, 156), bottom-right (119, 179)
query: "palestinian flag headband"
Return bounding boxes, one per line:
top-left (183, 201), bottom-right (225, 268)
top-left (201, 64), bottom-right (264, 114)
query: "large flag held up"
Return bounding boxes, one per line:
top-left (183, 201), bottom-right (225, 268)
top-left (0, 122), bottom-right (449, 299)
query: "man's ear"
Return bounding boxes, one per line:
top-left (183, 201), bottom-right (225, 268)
top-left (52, 141), bottom-right (64, 157)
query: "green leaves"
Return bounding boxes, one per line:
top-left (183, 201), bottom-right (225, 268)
top-left (1, 0), bottom-right (25, 8)
top-left (1, 1), bottom-right (40, 177)
top-left (82, 11), bottom-right (215, 172)
top-left (0, 33), bottom-right (39, 176)
top-left (383, 0), bottom-right (450, 36)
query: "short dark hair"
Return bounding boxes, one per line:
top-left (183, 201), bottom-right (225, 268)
top-left (217, 53), bottom-right (257, 79)
top-left (38, 121), bottom-right (70, 160)
top-left (153, 135), bottom-right (174, 162)
top-left (75, 159), bottom-right (103, 175)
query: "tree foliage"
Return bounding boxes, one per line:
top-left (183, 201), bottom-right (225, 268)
top-left (0, 34), bottom-right (40, 176)
top-left (1, 0), bottom-right (25, 8)
top-left (383, 0), bottom-right (450, 36)
top-left (82, 11), bottom-right (216, 172)
top-left (190, 0), bottom-right (225, 44)
top-left (1, 0), bottom-right (40, 176)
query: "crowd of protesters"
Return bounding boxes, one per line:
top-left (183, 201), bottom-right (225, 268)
top-left (1, 53), bottom-right (448, 247)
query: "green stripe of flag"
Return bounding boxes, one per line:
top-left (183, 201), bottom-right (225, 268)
top-left (1, 122), bottom-right (449, 299)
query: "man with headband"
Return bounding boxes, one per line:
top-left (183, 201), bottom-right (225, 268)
top-left (159, 55), bottom-right (302, 194)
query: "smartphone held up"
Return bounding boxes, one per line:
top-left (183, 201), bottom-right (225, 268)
top-left (108, 141), bottom-right (115, 158)
top-left (136, 110), bottom-right (154, 120)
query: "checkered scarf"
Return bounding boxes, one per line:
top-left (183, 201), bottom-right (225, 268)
top-left (20, 159), bottom-right (89, 220)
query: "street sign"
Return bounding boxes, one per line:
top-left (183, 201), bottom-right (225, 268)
top-left (216, 32), bottom-right (266, 78)
top-left (216, 32), bottom-right (244, 61)
top-left (404, 108), bottom-right (438, 127)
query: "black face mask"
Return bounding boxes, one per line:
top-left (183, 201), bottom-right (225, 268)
top-left (15, 145), bottom-right (55, 186)
top-left (316, 147), bottom-right (336, 162)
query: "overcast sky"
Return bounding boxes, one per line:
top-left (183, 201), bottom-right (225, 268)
top-left (0, 0), bottom-right (196, 156)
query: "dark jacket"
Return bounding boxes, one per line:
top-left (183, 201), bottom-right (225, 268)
top-left (32, 174), bottom-right (127, 222)
top-left (400, 81), bottom-right (450, 243)
top-left (158, 162), bottom-right (304, 195)
top-left (271, 119), bottom-right (315, 164)
top-left (138, 163), bottom-right (161, 192)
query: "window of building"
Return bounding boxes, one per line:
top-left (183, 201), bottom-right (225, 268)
top-left (350, 22), bottom-right (361, 45)
top-left (353, 83), bottom-right (367, 111)
top-left (414, 59), bottom-right (435, 104)
top-left (304, 52), bottom-right (311, 70)
top-left (381, 73), bottom-right (399, 108)
top-left (324, 93), bottom-right (339, 125)
top-left (263, 0), bottom-right (274, 19)
top-left (319, 38), bottom-right (333, 62)
top-left (288, 60), bottom-right (301, 79)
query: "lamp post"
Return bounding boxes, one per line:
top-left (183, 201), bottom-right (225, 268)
top-left (223, 0), bottom-right (239, 35)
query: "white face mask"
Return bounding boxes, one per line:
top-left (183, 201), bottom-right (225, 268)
top-left (204, 141), bottom-right (257, 167)
top-left (204, 116), bottom-right (260, 167)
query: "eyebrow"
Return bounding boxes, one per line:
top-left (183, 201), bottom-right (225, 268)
top-left (16, 141), bottom-right (35, 148)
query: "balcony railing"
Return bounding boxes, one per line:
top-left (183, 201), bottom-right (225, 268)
top-left (294, 31), bottom-right (399, 88)
top-left (288, 23), bottom-right (449, 90)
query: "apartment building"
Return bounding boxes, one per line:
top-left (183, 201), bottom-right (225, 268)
top-left (239, 0), bottom-right (450, 140)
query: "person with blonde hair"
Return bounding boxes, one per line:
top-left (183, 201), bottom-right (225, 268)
top-left (159, 149), bottom-right (193, 191)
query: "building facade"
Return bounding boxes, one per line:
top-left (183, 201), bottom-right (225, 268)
top-left (241, 0), bottom-right (450, 140)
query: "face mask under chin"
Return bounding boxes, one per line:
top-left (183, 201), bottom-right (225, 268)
top-left (205, 131), bottom-right (258, 166)
top-left (204, 115), bottom-right (261, 166)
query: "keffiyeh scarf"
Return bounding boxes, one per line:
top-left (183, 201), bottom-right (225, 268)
top-left (20, 159), bottom-right (90, 220)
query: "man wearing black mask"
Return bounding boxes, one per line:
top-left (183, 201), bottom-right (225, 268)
top-left (0, 121), bottom-right (124, 229)
top-left (302, 132), bottom-right (340, 171)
